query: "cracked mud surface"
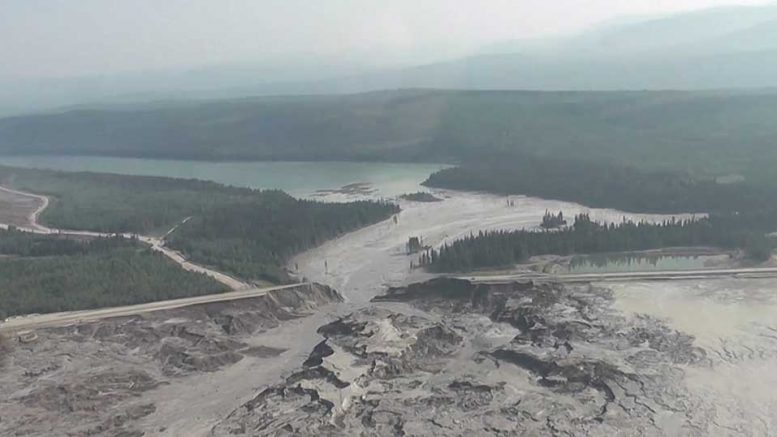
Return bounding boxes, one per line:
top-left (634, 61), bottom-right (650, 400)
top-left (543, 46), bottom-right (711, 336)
top-left (212, 279), bottom-right (725, 436)
top-left (2, 190), bottom-right (773, 437)
top-left (0, 284), bottom-right (341, 436)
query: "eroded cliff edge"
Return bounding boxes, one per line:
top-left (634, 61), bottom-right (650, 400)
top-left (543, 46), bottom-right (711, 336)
top-left (213, 279), bottom-right (710, 436)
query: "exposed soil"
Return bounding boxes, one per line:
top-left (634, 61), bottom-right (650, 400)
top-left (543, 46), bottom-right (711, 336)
top-left (291, 190), bottom-right (696, 305)
top-left (0, 189), bottom-right (734, 436)
top-left (212, 278), bottom-right (711, 436)
top-left (0, 186), bottom-right (45, 228)
top-left (0, 283), bottom-right (341, 436)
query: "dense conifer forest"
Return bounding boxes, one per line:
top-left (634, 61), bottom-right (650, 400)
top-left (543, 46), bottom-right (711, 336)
top-left (0, 166), bottom-right (269, 234)
top-left (541, 211), bottom-right (567, 229)
top-left (4, 90), bottom-right (777, 186)
top-left (423, 155), bottom-right (774, 214)
top-left (422, 212), bottom-right (776, 272)
top-left (0, 166), bottom-right (398, 285)
top-left (0, 229), bottom-right (226, 318)
top-left (166, 194), bottom-right (398, 283)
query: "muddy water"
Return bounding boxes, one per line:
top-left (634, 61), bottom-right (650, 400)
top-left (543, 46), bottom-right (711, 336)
top-left (293, 190), bottom-right (701, 304)
top-left (610, 279), bottom-right (777, 434)
top-left (611, 279), bottom-right (777, 351)
top-left (136, 189), bottom-right (695, 434)
top-left (566, 254), bottom-right (722, 274)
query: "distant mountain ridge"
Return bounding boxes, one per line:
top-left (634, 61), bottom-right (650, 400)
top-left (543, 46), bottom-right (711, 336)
top-left (3, 4), bottom-right (777, 115)
top-left (3, 88), bottom-right (777, 185)
top-left (300, 4), bottom-right (777, 92)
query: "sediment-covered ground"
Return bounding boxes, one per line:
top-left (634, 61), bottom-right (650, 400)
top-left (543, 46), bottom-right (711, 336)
top-left (213, 278), bottom-right (718, 436)
top-left (611, 279), bottom-right (777, 435)
top-left (1, 190), bottom-right (761, 436)
top-left (0, 186), bottom-right (44, 228)
top-left (291, 190), bottom-right (696, 304)
top-left (0, 283), bottom-right (340, 437)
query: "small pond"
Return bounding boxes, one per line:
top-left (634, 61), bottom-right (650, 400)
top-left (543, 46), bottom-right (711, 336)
top-left (565, 254), bottom-right (723, 274)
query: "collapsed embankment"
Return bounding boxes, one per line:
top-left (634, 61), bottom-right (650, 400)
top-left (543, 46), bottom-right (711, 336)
top-left (213, 278), bottom-right (713, 436)
top-left (0, 282), bottom-right (341, 437)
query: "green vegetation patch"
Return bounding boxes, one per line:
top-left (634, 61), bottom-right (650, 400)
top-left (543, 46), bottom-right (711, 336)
top-left (423, 155), bottom-right (774, 214)
top-left (4, 90), bottom-right (777, 184)
top-left (0, 166), bottom-right (399, 284)
top-left (0, 166), bottom-right (262, 234)
top-left (0, 229), bottom-right (226, 318)
top-left (166, 196), bottom-right (398, 283)
top-left (423, 213), bottom-right (777, 273)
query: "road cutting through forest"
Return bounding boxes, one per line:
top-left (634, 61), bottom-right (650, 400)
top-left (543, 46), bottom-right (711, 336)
top-left (0, 185), bottom-right (249, 290)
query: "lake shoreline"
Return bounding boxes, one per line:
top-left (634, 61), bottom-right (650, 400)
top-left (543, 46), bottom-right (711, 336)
top-left (0, 155), bottom-right (448, 201)
top-left (460, 246), bottom-right (759, 277)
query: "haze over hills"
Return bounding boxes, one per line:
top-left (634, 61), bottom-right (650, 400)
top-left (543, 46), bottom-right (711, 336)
top-left (7, 3), bottom-right (777, 435)
top-left (484, 3), bottom-right (777, 55)
top-left (0, 47), bottom-right (468, 117)
top-left (3, 88), bottom-right (777, 184)
top-left (3, 3), bottom-right (777, 116)
top-left (303, 4), bottom-right (777, 92)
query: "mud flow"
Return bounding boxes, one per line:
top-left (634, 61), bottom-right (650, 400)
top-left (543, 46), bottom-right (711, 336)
top-left (213, 279), bottom-right (716, 436)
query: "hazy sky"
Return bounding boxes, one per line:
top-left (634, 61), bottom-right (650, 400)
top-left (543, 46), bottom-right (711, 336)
top-left (0, 0), bottom-right (771, 80)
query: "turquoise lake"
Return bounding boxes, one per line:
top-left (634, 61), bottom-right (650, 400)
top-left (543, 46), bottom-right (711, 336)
top-left (0, 156), bottom-right (447, 200)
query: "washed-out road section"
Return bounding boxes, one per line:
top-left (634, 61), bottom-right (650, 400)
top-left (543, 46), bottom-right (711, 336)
top-left (2, 186), bottom-right (732, 436)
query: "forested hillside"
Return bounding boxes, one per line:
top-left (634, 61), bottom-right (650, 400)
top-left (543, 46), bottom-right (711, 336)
top-left (3, 89), bottom-right (777, 185)
top-left (423, 155), bottom-right (775, 214)
top-left (424, 213), bottom-right (777, 273)
top-left (0, 166), bottom-right (398, 283)
top-left (166, 195), bottom-right (398, 283)
top-left (0, 229), bottom-right (226, 317)
top-left (0, 165), bottom-right (262, 234)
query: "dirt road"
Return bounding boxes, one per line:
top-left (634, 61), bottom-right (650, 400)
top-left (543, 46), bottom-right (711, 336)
top-left (0, 185), bottom-right (249, 290)
top-left (0, 283), bottom-right (308, 333)
top-left (0, 184), bottom-right (49, 232)
top-left (0, 188), bottom-right (742, 436)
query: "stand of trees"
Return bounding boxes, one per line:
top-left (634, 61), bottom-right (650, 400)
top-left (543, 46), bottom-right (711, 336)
top-left (0, 166), bottom-right (271, 234)
top-left (0, 229), bottom-right (226, 318)
top-left (0, 226), bottom-right (142, 256)
top-left (399, 192), bottom-right (443, 202)
top-left (541, 211), bottom-right (567, 229)
top-left (423, 155), bottom-right (775, 214)
top-left (0, 166), bottom-right (399, 284)
top-left (166, 193), bottom-right (398, 283)
top-left (5, 90), bottom-right (777, 188)
top-left (422, 213), bottom-right (777, 272)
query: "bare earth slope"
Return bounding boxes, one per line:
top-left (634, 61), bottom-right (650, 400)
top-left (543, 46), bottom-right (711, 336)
top-left (0, 185), bottom-right (47, 231)
top-left (5, 190), bottom-right (770, 436)
top-left (213, 279), bottom-right (706, 436)
top-left (0, 283), bottom-right (341, 436)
